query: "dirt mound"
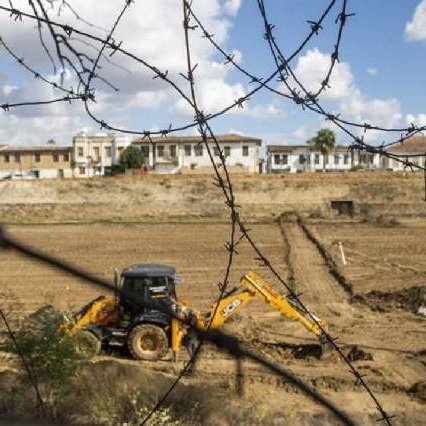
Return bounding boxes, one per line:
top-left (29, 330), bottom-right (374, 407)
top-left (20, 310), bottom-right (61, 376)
top-left (353, 285), bottom-right (426, 313)
top-left (408, 381), bottom-right (426, 403)
top-left (1, 173), bottom-right (426, 223)
top-left (0, 358), bottom-right (222, 425)
top-left (346, 346), bottom-right (374, 362)
top-left (249, 339), bottom-right (333, 361)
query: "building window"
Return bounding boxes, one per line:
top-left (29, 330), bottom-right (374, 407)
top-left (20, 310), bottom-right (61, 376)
top-left (242, 145), bottom-right (249, 156)
top-left (224, 146), bottom-right (231, 157)
top-left (4, 154), bottom-right (9, 163)
top-left (63, 153), bottom-right (70, 162)
top-left (140, 146), bottom-right (149, 159)
top-left (93, 147), bottom-right (100, 161)
top-left (299, 155), bottom-right (306, 164)
top-left (194, 144), bottom-right (203, 157)
top-left (324, 155), bottom-right (329, 165)
top-left (184, 145), bottom-right (191, 156)
top-left (78, 147), bottom-right (84, 157)
top-left (170, 145), bottom-right (177, 158)
top-left (213, 146), bottom-right (220, 156)
top-left (105, 147), bottom-right (112, 158)
top-left (157, 145), bottom-right (164, 157)
top-left (53, 153), bottom-right (59, 162)
top-left (314, 154), bottom-right (320, 165)
top-left (343, 154), bottom-right (349, 165)
top-left (273, 154), bottom-right (288, 165)
top-left (34, 153), bottom-right (41, 162)
top-left (14, 153), bottom-right (20, 163)
top-left (334, 154), bottom-right (339, 165)
top-left (79, 166), bottom-right (86, 175)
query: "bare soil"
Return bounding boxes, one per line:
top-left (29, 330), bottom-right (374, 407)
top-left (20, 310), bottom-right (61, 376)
top-left (0, 173), bottom-right (425, 424)
top-left (0, 171), bottom-right (425, 223)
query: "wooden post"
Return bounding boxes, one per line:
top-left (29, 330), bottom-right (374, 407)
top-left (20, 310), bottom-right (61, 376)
top-left (338, 241), bottom-right (346, 265)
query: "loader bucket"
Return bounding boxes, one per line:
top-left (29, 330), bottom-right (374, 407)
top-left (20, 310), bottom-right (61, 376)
top-left (319, 333), bottom-right (334, 357)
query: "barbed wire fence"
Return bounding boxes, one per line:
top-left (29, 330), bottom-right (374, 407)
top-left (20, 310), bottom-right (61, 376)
top-left (0, 0), bottom-right (423, 424)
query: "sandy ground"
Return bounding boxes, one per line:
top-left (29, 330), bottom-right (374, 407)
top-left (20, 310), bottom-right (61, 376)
top-left (0, 220), bottom-right (425, 424)
top-left (0, 172), bottom-right (425, 223)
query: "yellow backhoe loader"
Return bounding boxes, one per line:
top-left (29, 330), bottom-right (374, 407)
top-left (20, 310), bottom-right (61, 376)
top-left (63, 264), bottom-right (331, 360)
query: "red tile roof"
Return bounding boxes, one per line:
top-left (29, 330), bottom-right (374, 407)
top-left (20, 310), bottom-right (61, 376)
top-left (387, 136), bottom-right (426, 153)
top-left (0, 146), bottom-right (72, 153)
top-left (267, 144), bottom-right (350, 153)
top-left (133, 133), bottom-right (261, 145)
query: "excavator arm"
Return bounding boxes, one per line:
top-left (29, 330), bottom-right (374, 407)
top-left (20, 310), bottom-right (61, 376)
top-left (198, 271), bottom-right (330, 354)
top-left (240, 271), bottom-right (328, 339)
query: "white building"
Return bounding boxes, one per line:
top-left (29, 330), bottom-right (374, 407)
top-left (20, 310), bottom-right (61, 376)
top-left (267, 145), bottom-right (355, 173)
top-left (383, 136), bottom-right (426, 171)
top-left (132, 134), bottom-right (262, 174)
top-left (72, 132), bottom-right (132, 177)
top-left (0, 145), bottom-right (73, 179)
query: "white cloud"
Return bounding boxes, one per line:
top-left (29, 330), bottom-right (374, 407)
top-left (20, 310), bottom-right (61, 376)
top-left (405, 0), bottom-right (426, 41)
top-left (0, 112), bottom-right (92, 146)
top-left (0, 0), bottom-right (244, 145)
top-left (245, 103), bottom-right (285, 120)
top-left (227, 128), bottom-right (244, 135)
top-left (262, 133), bottom-right (290, 146)
top-left (173, 76), bottom-right (246, 118)
top-left (223, 0), bottom-right (242, 16)
top-left (283, 48), bottom-right (403, 139)
top-left (2, 85), bottom-right (18, 96)
top-left (292, 126), bottom-right (309, 141)
top-left (341, 94), bottom-right (402, 133)
top-left (406, 113), bottom-right (426, 127)
top-left (367, 68), bottom-right (378, 76)
top-left (289, 48), bottom-right (355, 100)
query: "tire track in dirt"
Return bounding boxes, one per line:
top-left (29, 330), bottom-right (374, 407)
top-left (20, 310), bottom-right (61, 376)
top-left (278, 216), bottom-right (353, 319)
top-left (277, 218), bottom-right (296, 292)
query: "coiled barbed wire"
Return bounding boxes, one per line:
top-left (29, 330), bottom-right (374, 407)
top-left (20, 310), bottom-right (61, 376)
top-left (0, 1), bottom-right (420, 424)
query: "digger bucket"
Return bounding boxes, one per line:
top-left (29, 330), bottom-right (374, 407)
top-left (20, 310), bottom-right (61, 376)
top-left (319, 333), bottom-right (334, 356)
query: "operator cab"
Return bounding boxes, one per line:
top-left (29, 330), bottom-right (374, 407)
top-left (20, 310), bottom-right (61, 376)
top-left (119, 264), bottom-right (178, 313)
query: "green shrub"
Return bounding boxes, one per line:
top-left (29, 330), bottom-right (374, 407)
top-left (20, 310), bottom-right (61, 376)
top-left (0, 301), bottom-right (90, 418)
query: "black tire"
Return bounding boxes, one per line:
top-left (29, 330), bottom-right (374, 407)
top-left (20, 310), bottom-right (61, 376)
top-left (128, 324), bottom-right (169, 361)
top-left (74, 330), bottom-right (102, 357)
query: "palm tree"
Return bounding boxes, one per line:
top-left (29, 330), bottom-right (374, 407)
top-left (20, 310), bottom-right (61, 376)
top-left (307, 128), bottom-right (336, 171)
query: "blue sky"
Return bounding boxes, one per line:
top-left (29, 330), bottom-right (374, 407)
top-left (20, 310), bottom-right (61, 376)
top-left (218, 0), bottom-right (426, 145)
top-left (0, 0), bottom-right (425, 147)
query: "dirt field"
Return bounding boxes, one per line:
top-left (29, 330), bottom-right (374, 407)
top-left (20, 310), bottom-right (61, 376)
top-left (0, 171), bottom-right (425, 223)
top-left (1, 217), bottom-right (425, 424)
top-left (0, 173), bottom-right (425, 424)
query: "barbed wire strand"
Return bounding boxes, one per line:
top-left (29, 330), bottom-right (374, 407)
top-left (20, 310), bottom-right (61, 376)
top-left (0, 308), bottom-right (47, 418)
top-left (0, 1), bottom-right (417, 424)
top-left (0, 2), bottom-right (424, 162)
top-left (141, 0), bottom-right (392, 424)
top-left (141, 2), bottom-right (241, 421)
top-left (0, 1), bottom-right (362, 422)
top-left (188, 2), bottom-right (425, 165)
top-left (244, 2), bottom-right (393, 423)
top-left (0, 225), bottom-right (356, 425)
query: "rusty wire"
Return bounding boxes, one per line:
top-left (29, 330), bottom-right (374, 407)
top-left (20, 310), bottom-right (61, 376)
top-left (0, 2), bottom-right (423, 167)
top-left (0, 225), bottom-right (356, 425)
top-left (0, 1), bottom-right (418, 424)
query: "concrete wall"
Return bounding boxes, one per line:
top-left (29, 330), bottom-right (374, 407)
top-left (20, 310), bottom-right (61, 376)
top-left (268, 149), bottom-right (374, 173)
top-left (137, 141), bottom-right (260, 173)
top-left (0, 150), bottom-right (72, 171)
top-left (73, 133), bottom-right (115, 177)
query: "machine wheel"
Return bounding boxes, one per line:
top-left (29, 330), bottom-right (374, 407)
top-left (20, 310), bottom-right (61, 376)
top-left (74, 330), bottom-right (102, 357)
top-left (128, 324), bottom-right (169, 361)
